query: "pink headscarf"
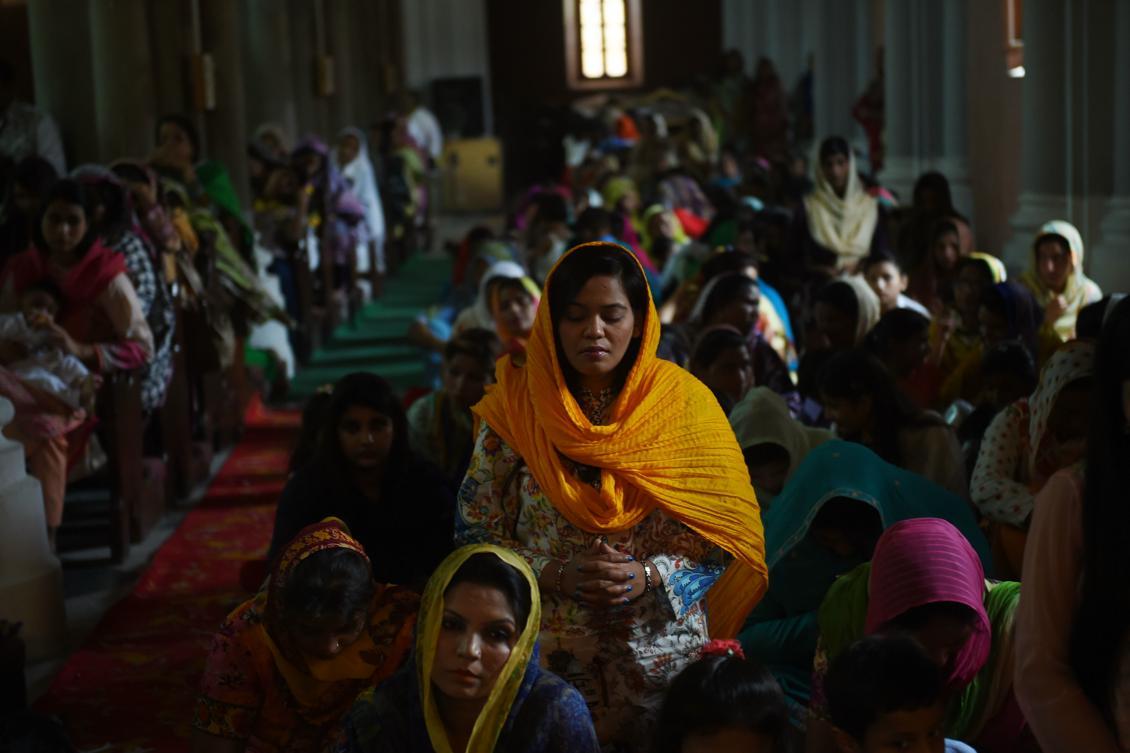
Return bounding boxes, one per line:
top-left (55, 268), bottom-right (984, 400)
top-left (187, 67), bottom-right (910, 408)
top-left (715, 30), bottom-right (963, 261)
top-left (865, 518), bottom-right (991, 689)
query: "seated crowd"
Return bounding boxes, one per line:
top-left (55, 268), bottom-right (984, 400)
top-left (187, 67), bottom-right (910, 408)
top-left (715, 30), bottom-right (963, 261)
top-left (4, 55), bottom-right (1127, 753)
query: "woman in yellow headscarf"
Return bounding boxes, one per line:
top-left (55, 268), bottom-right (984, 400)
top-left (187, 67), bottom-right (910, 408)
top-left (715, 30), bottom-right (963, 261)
top-left (344, 544), bottom-right (600, 752)
top-left (457, 242), bottom-right (767, 750)
top-left (1019, 220), bottom-right (1103, 341)
top-left (192, 518), bottom-right (418, 753)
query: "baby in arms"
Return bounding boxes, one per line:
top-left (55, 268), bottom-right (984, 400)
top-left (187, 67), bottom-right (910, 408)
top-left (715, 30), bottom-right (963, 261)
top-left (0, 280), bottom-right (100, 410)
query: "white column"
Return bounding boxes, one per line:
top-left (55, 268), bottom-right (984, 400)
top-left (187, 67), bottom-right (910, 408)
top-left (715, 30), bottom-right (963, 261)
top-left (1090, 0), bottom-right (1130, 292)
top-left (883, 0), bottom-right (971, 215)
top-left (1002, 0), bottom-right (1070, 268)
top-left (240, 0), bottom-right (300, 142)
top-left (0, 398), bottom-right (66, 663)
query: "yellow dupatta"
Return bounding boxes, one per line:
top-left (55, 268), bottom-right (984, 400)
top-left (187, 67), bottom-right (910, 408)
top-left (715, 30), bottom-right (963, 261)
top-left (803, 150), bottom-right (879, 270)
top-left (418, 545), bottom-right (542, 753)
top-left (473, 242), bottom-right (768, 638)
top-left (1019, 220), bottom-right (1103, 340)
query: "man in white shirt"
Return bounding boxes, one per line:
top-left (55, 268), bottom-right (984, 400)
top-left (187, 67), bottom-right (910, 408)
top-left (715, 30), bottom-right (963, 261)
top-left (0, 59), bottom-right (65, 175)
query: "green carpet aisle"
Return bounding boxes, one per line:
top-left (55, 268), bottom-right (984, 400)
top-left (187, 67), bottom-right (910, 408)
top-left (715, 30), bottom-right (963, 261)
top-left (289, 254), bottom-right (453, 399)
top-left (31, 256), bottom-right (453, 750)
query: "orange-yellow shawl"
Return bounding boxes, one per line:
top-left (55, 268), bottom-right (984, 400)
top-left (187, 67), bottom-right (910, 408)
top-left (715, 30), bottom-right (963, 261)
top-left (473, 241), bottom-right (767, 638)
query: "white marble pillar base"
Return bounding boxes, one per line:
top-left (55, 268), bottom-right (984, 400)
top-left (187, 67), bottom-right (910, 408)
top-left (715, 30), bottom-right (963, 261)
top-left (1090, 196), bottom-right (1130, 292)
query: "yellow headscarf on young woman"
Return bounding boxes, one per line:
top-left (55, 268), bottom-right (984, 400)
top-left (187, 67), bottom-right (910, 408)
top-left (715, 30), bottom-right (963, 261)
top-left (803, 150), bottom-right (879, 270)
top-left (473, 242), bottom-right (768, 638)
top-left (418, 545), bottom-right (542, 753)
top-left (1020, 220), bottom-right (1103, 340)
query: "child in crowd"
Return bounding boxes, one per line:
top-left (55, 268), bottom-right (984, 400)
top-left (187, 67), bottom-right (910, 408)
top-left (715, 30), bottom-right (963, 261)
top-left (863, 251), bottom-right (931, 317)
top-left (652, 641), bottom-right (790, 753)
top-left (826, 635), bottom-right (976, 753)
top-left (0, 279), bottom-right (99, 410)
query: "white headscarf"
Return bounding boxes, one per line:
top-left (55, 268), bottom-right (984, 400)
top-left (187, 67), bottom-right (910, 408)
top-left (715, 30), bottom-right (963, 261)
top-left (803, 149), bottom-right (879, 270)
top-left (332, 126), bottom-right (387, 273)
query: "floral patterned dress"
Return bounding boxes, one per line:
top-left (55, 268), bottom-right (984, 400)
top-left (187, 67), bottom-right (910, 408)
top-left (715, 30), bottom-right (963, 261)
top-left (456, 396), bottom-right (724, 751)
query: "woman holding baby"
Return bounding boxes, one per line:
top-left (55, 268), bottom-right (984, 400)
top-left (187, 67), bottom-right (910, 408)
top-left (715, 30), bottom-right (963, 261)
top-left (0, 178), bottom-right (153, 544)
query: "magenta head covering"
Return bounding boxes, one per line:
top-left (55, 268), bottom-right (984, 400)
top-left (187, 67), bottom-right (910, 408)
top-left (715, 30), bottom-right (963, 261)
top-left (865, 518), bottom-right (990, 689)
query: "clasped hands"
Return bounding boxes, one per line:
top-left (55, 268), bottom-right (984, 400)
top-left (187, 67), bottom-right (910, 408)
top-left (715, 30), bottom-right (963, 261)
top-left (555, 540), bottom-right (655, 608)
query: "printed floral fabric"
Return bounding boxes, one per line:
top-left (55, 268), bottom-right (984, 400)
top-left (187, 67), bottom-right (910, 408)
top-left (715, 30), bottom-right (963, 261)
top-left (456, 421), bottom-right (724, 751)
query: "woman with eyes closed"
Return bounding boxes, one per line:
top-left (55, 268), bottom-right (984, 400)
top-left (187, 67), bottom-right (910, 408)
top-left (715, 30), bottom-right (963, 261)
top-left (269, 372), bottom-right (455, 590)
top-left (344, 545), bottom-right (600, 753)
top-left (457, 242), bottom-right (767, 751)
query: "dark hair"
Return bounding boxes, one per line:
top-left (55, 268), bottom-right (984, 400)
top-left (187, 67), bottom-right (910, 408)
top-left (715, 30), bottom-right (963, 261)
top-left (826, 634), bottom-right (944, 742)
top-left (865, 309), bottom-right (930, 357)
top-left (954, 254), bottom-right (996, 285)
top-left (652, 654), bottom-right (788, 753)
top-left (155, 114), bottom-right (201, 163)
top-left (290, 390), bottom-right (335, 472)
top-left (446, 552), bottom-right (533, 631)
top-left (12, 156), bottom-right (58, 199)
top-left (280, 547), bottom-right (374, 626)
top-left (981, 341), bottom-right (1036, 388)
top-left (110, 161), bottom-right (151, 186)
top-left (819, 349), bottom-right (939, 465)
top-left (23, 277), bottom-right (64, 303)
top-left (911, 171), bottom-right (954, 211)
top-left (981, 282), bottom-right (1043, 358)
top-left (575, 207), bottom-right (613, 239)
top-left (31, 179), bottom-right (99, 258)
top-left (690, 327), bottom-right (748, 373)
top-left (83, 177), bottom-right (132, 240)
top-left (815, 279), bottom-right (861, 324)
top-left (818, 136), bottom-right (851, 163)
top-left (699, 273), bottom-right (759, 326)
top-left (315, 372), bottom-right (410, 472)
top-left (1072, 296), bottom-right (1130, 725)
top-left (492, 276), bottom-right (534, 305)
top-left (533, 191), bottom-right (570, 225)
top-left (810, 497), bottom-right (884, 557)
top-left (700, 251), bottom-right (759, 285)
top-left (888, 600), bottom-right (979, 633)
top-left (1075, 296), bottom-right (1117, 340)
top-left (444, 328), bottom-right (502, 373)
top-left (927, 217), bottom-right (960, 249)
top-left (861, 249), bottom-right (902, 275)
top-left (548, 243), bottom-right (649, 392)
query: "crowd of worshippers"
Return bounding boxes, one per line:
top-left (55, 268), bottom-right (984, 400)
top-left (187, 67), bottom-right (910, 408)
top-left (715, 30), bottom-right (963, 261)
top-left (0, 73), bottom-right (443, 549)
top-left (185, 78), bottom-right (1128, 753)
top-left (6, 55), bottom-right (1125, 753)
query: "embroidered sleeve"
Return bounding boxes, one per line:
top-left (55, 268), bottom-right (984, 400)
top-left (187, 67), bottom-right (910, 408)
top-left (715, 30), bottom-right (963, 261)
top-left (970, 402), bottom-right (1033, 527)
top-left (650, 550), bottom-right (726, 618)
top-left (455, 421), bottom-right (554, 578)
top-left (193, 611), bottom-right (262, 740)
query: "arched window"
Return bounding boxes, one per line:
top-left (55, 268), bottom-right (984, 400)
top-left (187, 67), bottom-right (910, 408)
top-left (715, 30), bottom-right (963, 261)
top-left (564, 0), bottom-right (644, 90)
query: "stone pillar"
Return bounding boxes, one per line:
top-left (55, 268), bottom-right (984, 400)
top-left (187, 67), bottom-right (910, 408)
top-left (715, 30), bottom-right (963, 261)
top-left (1002, 0), bottom-right (1070, 268)
top-left (26, 1), bottom-right (97, 166)
top-left (201, 0), bottom-right (250, 204)
top-left (288, 0), bottom-right (331, 140)
top-left (89, 0), bottom-right (157, 162)
top-left (1090, 0), bottom-right (1130, 292)
top-left (328, 0), bottom-right (357, 135)
top-left (883, 0), bottom-right (972, 215)
top-left (0, 398), bottom-right (66, 662)
top-left (146, 0), bottom-right (194, 121)
top-left (812, 0), bottom-right (871, 145)
top-left (240, 0), bottom-right (300, 144)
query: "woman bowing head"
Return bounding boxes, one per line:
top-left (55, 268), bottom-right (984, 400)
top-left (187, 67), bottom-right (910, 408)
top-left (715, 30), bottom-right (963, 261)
top-left (459, 241), bottom-right (767, 750)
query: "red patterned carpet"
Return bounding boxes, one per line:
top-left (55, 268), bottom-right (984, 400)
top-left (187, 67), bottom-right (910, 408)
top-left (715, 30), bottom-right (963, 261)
top-left (34, 396), bottom-right (298, 752)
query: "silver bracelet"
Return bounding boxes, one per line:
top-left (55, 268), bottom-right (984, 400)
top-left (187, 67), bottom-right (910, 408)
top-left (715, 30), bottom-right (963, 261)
top-left (642, 560), bottom-right (654, 594)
